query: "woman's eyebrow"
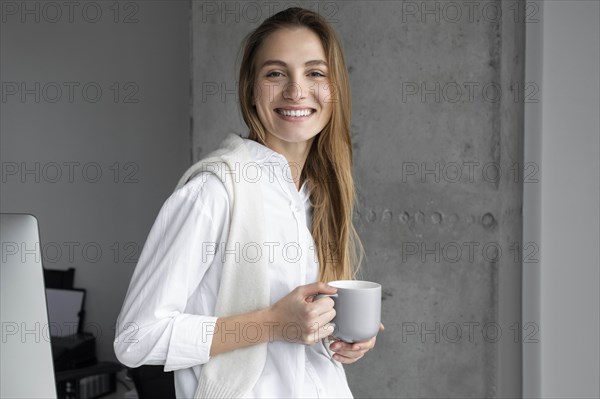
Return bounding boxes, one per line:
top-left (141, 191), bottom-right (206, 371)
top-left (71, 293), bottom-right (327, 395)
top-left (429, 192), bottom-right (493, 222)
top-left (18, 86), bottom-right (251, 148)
top-left (305, 59), bottom-right (328, 67)
top-left (259, 59), bottom-right (328, 68)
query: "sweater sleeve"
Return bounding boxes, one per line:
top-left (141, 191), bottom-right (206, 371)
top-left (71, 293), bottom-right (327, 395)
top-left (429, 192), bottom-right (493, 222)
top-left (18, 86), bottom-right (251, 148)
top-left (114, 173), bottom-right (229, 371)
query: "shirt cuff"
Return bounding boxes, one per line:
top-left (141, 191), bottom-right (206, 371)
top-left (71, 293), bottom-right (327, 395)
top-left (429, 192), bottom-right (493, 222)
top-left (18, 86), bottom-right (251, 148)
top-left (164, 314), bottom-right (218, 371)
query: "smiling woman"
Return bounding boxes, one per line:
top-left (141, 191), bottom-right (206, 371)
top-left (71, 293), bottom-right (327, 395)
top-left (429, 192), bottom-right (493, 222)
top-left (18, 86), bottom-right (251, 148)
top-left (114, 7), bottom-right (378, 399)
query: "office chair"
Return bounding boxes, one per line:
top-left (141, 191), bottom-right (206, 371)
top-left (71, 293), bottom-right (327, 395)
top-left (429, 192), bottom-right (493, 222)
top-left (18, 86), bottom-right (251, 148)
top-left (129, 365), bottom-right (176, 399)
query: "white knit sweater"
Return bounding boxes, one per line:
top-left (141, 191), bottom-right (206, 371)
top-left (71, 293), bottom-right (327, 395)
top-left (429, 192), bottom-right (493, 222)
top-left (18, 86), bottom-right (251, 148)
top-left (174, 133), bottom-right (269, 398)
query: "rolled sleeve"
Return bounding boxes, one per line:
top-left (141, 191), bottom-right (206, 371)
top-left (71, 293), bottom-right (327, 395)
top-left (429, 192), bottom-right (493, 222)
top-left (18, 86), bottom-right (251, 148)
top-left (114, 173), bottom-right (229, 370)
top-left (165, 314), bottom-right (218, 371)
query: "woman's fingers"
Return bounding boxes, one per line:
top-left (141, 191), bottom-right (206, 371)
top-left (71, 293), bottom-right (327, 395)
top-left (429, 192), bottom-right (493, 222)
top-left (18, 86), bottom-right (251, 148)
top-left (329, 335), bottom-right (377, 364)
top-left (299, 281), bottom-right (337, 299)
top-left (330, 343), bottom-right (368, 363)
top-left (307, 295), bottom-right (335, 322)
top-left (311, 310), bottom-right (336, 341)
top-left (271, 282), bottom-right (341, 345)
top-left (330, 336), bottom-right (376, 352)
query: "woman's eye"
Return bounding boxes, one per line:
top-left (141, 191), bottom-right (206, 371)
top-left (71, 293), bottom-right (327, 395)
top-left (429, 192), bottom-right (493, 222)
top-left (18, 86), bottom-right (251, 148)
top-left (266, 71), bottom-right (284, 78)
top-left (309, 71), bottom-right (326, 78)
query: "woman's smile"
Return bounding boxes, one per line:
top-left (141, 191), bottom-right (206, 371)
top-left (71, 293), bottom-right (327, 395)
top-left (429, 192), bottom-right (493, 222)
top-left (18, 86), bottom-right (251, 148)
top-left (274, 106), bottom-right (317, 121)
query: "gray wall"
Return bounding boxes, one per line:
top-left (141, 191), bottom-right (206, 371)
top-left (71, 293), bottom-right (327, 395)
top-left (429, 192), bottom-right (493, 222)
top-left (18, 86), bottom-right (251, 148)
top-left (192, 1), bottom-right (523, 397)
top-left (1, 1), bottom-right (190, 362)
top-left (524, 1), bottom-right (600, 398)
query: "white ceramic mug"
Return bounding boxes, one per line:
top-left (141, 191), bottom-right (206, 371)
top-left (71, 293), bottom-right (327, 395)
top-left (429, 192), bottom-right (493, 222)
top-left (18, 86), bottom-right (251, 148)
top-left (316, 280), bottom-right (381, 343)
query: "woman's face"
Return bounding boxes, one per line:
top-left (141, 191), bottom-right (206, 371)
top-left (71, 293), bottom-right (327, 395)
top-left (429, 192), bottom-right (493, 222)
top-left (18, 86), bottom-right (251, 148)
top-left (252, 27), bottom-right (333, 147)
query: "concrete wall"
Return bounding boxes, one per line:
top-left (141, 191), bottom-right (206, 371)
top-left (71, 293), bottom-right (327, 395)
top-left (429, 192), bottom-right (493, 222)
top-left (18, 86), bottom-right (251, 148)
top-left (524, 1), bottom-right (600, 398)
top-left (0, 1), bottom-right (190, 362)
top-left (192, 1), bottom-right (524, 397)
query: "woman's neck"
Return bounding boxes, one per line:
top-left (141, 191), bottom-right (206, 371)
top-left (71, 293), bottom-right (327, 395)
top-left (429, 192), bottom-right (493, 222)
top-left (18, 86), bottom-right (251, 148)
top-left (264, 135), bottom-right (315, 191)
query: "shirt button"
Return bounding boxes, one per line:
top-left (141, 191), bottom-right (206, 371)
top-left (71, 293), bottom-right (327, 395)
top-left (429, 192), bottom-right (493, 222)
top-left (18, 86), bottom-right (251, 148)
top-left (291, 204), bottom-right (300, 213)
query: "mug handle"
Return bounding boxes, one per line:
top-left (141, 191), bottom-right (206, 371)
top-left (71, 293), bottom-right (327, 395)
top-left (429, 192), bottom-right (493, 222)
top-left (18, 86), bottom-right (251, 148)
top-left (313, 293), bottom-right (338, 301)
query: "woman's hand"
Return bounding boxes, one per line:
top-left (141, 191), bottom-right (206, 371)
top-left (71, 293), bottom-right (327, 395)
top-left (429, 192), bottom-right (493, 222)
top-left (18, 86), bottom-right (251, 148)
top-left (270, 282), bottom-right (337, 345)
top-left (329, 324), bottom-right (385, 364)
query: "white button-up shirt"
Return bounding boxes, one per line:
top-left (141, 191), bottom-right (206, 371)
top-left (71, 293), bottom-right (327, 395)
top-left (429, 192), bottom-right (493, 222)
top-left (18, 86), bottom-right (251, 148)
top-left (114, 138), bottom-right (353, 398)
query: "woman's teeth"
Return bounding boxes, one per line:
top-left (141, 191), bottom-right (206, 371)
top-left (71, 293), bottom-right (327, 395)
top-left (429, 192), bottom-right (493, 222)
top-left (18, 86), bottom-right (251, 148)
top-left (278, 109), bottom-right (313, 117)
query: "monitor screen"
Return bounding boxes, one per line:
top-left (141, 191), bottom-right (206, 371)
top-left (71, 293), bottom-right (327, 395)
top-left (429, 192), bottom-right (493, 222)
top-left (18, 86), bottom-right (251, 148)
top-left (46, 288), bottom-right (86, 337)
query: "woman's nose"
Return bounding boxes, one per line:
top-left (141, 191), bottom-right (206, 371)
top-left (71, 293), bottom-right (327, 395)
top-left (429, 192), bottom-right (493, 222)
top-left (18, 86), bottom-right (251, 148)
top-left (282, 77), bottom-right (307, 101)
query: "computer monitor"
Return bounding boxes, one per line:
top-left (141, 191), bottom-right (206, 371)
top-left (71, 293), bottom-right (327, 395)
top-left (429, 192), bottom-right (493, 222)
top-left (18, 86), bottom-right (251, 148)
top-left (1, 213), bottom-right (57, 399)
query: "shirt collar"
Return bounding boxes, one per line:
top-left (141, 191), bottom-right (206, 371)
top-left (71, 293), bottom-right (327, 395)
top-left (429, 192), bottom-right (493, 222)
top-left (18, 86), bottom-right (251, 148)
top-left (242, 137), bottom-right (285, 164)
top-left (242, 137), bottom-right (311, 204)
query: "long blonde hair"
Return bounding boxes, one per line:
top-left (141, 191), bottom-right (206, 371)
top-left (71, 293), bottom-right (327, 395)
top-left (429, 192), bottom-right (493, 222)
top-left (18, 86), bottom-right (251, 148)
top-left (238, 7), bottom-right (363, 282)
